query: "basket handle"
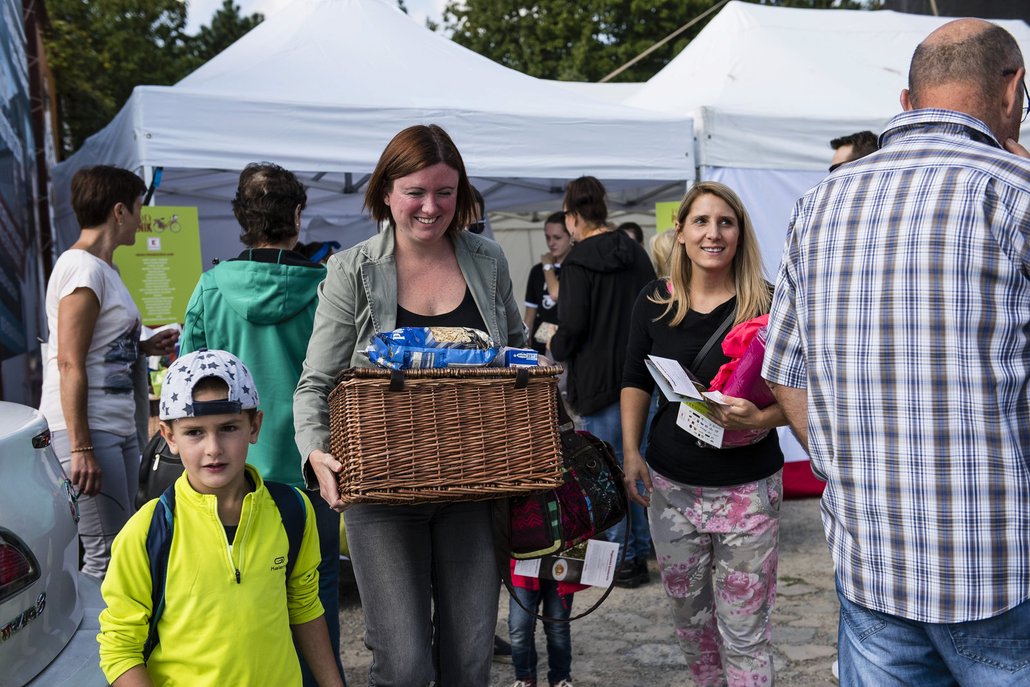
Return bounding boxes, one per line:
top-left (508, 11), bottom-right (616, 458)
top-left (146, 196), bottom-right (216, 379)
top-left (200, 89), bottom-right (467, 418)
top-left (389, 368), bottom-right (406, 392)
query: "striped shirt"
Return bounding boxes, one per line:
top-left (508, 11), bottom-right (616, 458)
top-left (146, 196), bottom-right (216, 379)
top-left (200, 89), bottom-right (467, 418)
top-left (763, 109), bottom-right (1030, 624)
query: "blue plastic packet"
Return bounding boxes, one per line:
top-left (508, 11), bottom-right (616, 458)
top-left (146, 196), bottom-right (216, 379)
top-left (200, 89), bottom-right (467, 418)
top-left (504, 348), bottom-right (539, 367)
top-left (365, 327), bottom-right (500, 370)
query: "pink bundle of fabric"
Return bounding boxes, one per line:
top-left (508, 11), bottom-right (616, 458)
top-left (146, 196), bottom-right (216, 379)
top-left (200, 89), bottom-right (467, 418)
top-left (708, 314), bottom-right (774, 447)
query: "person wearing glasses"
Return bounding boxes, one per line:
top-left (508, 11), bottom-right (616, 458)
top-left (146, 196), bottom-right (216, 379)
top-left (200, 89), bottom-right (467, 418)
top-left (764, 19), bottom-right (1030, 686)
top-left (828, 130), bottom-right (878, 173)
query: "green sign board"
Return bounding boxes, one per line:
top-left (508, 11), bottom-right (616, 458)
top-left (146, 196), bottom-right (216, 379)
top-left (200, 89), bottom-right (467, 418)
top-left (114, 206), bottom-right (202, 326)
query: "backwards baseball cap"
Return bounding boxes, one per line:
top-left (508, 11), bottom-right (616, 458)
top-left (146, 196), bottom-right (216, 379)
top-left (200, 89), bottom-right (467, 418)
top-left (159, 348), bottom-right (260, 421)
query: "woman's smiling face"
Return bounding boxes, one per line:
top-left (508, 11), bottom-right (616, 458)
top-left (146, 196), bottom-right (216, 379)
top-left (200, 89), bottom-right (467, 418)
top-left (678, 192), bottom-right (740, 275)
top-left (384, 162), bottom-right (459, 245)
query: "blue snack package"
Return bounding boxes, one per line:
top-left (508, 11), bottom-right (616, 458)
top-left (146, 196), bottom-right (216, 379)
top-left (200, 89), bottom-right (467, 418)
top-left (365, 327), bottom-right (500, 370)
top-left (504, 348), bottom-right (539, 367)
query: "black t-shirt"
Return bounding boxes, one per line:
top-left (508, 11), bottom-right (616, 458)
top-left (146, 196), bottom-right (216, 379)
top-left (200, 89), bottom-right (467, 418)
top-left (523, 262), bottom-right (562, 354)
top-left (396, 287), bottom-right (487, 331)
top-left (621, 280), bottom-right (783, 487)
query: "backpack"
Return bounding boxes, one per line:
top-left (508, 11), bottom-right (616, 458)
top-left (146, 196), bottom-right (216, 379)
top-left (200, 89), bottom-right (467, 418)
top-left (135, 432), bottom-right (183, 511)
top-left (142, 480), bottom-right (306, 662)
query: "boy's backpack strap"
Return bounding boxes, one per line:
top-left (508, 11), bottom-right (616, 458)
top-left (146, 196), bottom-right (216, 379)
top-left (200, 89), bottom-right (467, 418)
top-left (142, 483), bottom-right (177, 663)
top-left (141, 480), bottom-right (306, 663)
top-left (264, 481), bottom-right (307, 581)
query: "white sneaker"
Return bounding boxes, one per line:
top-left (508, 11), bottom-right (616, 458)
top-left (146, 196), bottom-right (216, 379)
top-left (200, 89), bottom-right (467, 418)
top-left (832, 659), bottom-right (839, 681)
top-left (510, 682), bottom-right (535, 687)
top-left (552, 681), bottom-right (574, 687)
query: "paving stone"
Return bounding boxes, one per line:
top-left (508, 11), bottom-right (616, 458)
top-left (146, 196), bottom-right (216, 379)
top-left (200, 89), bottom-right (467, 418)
top-left (778, 582), bottom-right (818, 597)
top-left (786, 616), bottom-right (829, 628)
top-left (774, 626), bottom-right (818, 644)
top-left (625, 643), bottom-right (689, 667)
top-left (779, 643), bottom-right (838, 662)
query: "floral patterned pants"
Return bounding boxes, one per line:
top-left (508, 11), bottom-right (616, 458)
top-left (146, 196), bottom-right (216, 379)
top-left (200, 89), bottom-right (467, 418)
top-left (649, 469), bottom-right (782, 687)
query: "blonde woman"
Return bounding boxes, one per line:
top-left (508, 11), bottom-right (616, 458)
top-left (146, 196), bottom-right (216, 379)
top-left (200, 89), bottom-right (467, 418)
top-left (649, 229), bottom-right (677, 278)
top-left (620, 182), bottom-right (786, 686)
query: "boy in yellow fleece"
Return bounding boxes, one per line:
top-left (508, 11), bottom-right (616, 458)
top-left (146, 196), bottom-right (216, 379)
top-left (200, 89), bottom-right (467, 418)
top-left (98, 349), bottom-right (344, 686)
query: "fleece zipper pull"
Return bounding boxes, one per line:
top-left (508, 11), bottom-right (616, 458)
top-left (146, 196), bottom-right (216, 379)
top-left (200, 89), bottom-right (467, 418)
top-left (235, 568), bottom-right (241, 584)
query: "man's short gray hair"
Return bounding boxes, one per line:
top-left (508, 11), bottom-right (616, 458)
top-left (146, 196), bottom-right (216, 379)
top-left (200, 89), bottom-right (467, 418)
top-left (908, 24), bottom-right (1023, 106)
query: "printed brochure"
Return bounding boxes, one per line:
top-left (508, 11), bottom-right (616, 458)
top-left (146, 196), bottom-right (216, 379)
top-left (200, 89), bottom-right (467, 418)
top-left (645, 355), bottom-right (731, 448)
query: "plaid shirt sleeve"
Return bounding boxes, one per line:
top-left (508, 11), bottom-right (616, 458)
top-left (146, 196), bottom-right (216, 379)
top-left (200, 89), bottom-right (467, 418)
top-left (763, 201), bottom-right (807, 389)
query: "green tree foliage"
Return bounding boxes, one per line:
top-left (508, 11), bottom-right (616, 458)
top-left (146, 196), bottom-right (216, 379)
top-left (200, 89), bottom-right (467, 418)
top-left (443, 0), bottom-right (871, 82)
top-left (44, 0), bottom-right (264, 156)
top-left (45, 0), bottom-right (193, 155)
top-left (191, 0), bottom-right (264, 63)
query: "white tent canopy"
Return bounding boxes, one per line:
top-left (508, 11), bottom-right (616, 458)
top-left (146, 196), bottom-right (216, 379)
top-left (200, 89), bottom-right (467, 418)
top-left (626, 1), bottom-right (1030, 464)
top-left (626, 0), bottom-right (1030, 275)
top-left (52, 0), bottom-right (695, 267)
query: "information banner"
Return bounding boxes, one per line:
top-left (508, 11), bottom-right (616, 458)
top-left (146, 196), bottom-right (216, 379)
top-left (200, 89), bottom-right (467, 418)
top-left (0, 0), bottom-right (31, 361)
top-left (655, 201), bottom-right (679, 233)
top-left (114, 207), bottom-right (202, 326)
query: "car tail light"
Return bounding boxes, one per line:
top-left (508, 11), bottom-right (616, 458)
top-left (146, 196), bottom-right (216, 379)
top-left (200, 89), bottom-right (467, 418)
top-left (0, 532), bottom-right (39, 603)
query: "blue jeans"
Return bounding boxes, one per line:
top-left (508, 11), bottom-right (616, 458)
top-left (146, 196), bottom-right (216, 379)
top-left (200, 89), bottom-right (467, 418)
top-left (296, 493), bottom-right (345, 686)
top-left (344, 500), bottom-right (498, 686)
top-left (508, 583), bottom-right (573, 684)
top-left (837, 581), bottom-right (1030, 686)
top-left (578, 401), bottom-right (652, 563)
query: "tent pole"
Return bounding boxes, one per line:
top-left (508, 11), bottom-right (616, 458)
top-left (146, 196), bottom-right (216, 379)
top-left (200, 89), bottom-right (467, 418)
top-left (599, 0), bottom-right (729, 83)
top-left (143, 166), bottom-right (164, 206)
top-left (142, 165), bottom-right (153, 205)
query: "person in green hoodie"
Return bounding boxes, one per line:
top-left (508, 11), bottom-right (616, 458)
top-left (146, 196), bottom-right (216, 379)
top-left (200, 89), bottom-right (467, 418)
top-left (179, 162), bottom-right (343, 686)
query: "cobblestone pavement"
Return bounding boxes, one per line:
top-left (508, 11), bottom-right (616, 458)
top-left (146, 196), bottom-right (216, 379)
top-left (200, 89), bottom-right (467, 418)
top-left (339, 497), bottom-right (840, 686)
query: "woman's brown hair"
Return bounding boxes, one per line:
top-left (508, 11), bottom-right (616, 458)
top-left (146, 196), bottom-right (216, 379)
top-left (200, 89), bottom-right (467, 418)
top-left (562, 175), bottom-right (608, 228)
top-left (363, 124), bottom-right (476, 238)
top-left (70, 165), bottom-right (146, 228)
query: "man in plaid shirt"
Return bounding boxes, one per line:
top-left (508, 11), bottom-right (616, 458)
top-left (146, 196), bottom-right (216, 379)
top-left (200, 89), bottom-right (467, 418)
top-left (763, 18), bottom-right (1030, 686)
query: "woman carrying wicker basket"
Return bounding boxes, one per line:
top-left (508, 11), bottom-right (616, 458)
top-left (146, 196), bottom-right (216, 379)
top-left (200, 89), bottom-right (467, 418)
top-left (294, 124), bottom-right (526, 686)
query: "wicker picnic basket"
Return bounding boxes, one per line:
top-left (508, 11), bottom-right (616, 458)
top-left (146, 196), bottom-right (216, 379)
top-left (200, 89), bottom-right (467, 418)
top-left (327, 365), bottom-right (564, 506)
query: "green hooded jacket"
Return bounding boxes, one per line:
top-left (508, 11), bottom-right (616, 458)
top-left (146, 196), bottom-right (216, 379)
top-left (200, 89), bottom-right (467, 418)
top-left (180, 249), bottom-right (326, 487)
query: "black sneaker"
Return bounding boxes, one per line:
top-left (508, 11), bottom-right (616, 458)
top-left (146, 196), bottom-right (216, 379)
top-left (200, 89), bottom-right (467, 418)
top-left (635, 558), bottom-right (651, 585)
top-left (493, 634), bottom-right (513, 663)
top-left (614, 559), bottom-right (650, 588)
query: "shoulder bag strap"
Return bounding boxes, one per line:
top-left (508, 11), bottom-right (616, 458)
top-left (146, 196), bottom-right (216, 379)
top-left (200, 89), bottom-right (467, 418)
top-left (688, 303), bottom-right (737, 375)
top-left (264, 481), bottom-right (307, 581)
top-left (143, 484), bottom-right (177, 662)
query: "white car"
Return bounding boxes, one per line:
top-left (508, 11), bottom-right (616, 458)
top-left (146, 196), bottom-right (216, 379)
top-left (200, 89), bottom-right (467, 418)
top-left (0, 401), bottom-right (106, 686)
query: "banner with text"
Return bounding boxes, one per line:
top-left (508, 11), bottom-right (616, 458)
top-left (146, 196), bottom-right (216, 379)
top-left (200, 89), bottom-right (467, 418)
top-left (114, 207), bottom-right (202, 326)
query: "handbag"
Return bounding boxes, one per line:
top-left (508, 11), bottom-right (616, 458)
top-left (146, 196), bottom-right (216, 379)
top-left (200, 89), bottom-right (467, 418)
top-left (493, 397), bottom-right (629, 622)
top-left (507, 404), bottom-right (627, 559)
top-left (135, 431), bottom-right (183, 510)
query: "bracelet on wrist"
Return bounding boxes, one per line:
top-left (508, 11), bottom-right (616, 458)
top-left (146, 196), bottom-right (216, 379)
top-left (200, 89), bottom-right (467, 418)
top-left (70, 445), bottom-right (95, 454)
